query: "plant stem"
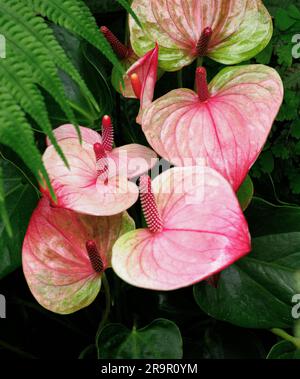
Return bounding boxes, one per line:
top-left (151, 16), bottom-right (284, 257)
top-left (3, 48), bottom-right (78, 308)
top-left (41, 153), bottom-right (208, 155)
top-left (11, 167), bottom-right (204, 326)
top-left (0, 339), bottom-right (37, 359)
top-left (177, 70), bottom-right (183, 88)
top-left (0, 151), bottom-right (41, 196)
top-left (197, 57), bottom-right (204, 67)
top-left (113, 274), bottom-right (123, 323)
top-left (67, 100), bottom-right (96, 124)
top-left (294, 321), bottom-right (300, 339)
top-left (95, 273), bottom-right (111, 358)
top-left (78, 344), bottom-right (95, 359)
top-left (271, 328), bottom-right (300, 349)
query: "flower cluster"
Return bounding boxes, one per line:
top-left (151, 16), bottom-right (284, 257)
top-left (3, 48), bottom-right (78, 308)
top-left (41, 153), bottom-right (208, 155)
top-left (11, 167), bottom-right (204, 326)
top-left (22, 0), bottom-right (283, 314)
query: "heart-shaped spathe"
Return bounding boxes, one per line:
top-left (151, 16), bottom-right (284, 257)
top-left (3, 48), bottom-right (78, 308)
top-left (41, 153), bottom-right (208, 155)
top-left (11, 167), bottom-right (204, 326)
top-left (129, 0), bottom-right (273, 71)
top-left (22, 197), bottom-right (135, 314)
top-left (142, 65), bottom-right (283, 191)
top-left (112, 166), bottom-right (251, 290)
top-left (42, 118), bottom-right (157, 215)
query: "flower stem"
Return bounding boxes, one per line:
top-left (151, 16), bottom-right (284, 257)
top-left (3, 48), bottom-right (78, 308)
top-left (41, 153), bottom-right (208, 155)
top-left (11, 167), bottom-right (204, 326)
top-left (177, 70), bottom-right (183, 88)
top-left (96, 273), bottom-right (111, 358)
top-left (271, 328), bottom-right (300, 349)
top-left (197, 57), bottom-right (204, 67)
top-left (0, 339), bottom-right (37, 359)
top-left (78, 344), bottom-right (95, 359)
top-left (294, 321), bottom-right (300, 339)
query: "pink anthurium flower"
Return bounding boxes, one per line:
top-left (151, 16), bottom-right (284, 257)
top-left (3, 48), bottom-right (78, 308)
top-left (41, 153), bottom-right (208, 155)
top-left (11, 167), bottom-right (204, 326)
top-left (101, 27), bottom-right (159, 124)
top-left (126, 43), bottom-right (159, 124)
top-left (142, 65), bottom-right (284, 191)
top-left (129, 0), bottom-right (273, 71)
top-left (42, 115), bottom-right (157, 216)
top-left (112, 167), bottom-right (251, 290)
top-left (22, 197), bottom-right (135, 314)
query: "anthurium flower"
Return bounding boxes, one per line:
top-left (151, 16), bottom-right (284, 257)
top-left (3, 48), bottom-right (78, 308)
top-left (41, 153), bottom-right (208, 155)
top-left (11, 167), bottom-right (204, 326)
top-left (22, 197), bottom-right (135, 314)
top-left (112, 167), bottom-right (251, 290)
top-left (101, 27), bottom-right (159, 124)
top-left (125, 44), bottom-right (159, 124)
top-left (142, 65), bottom-right (283, 191)
top-left (42, 116), bottom-right (157, 216)
top-left (129, 0), bottom-right (273, 71)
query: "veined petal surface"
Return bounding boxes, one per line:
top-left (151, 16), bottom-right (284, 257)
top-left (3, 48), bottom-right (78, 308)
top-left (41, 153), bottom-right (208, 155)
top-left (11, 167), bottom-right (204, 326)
top-left (142, 65), bottom-right (283, 191)
top-left (112, 166), bottom-right (250, 290)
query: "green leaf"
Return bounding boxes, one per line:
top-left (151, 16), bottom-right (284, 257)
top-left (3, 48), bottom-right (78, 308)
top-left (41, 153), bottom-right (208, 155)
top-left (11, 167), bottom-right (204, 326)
top-left (237, 175), bottom-right (254, 211)
top-left (28, 0), bottom-right (124, 74)
top-left (255, 41), bottom-right (273, 65)
top-left (283, 64), bottom-right (300, 90)
top-left (0, 89), bottom-right (53, 198)
top-left (289, 173), bottom-right (300, 195)
top-left (48, 24), bottom-right (113, 126)
top-left (0, 1), bottom-right (79, 132)
top-left (0, 167), bottom-right (12, 237)
top-left (2, 1), bottom-right (98, 113)
top-left (267, 341), bottom-right (300, 359)
top-left (97, 319), bottom-right (183, 359)
top-left (194, 198), bottom-right (300, 329)
top-left (259, 150), bottom-right (274, 173)
top-left (0, 159), bottom-right (39, 279)
top-left (275, 9), bottom-right (296, 31)
top-left (272, 144), bottom-right (290, 159)
top-left (81, 42), bottom-right (114, 119)
top-left (199, 324), bottom-right (266, 359)
top-left (276, 43), bottom-right (294, 67)
top-left (84, 0), bottom-right (122, 13)
top-left (287, 5), bottom-right (300, 20)
top-left (116, 0), bottom-right (142, 28)
top-left (276, 90), bottom-right (300, 121)
top-left (0, 57), bottom-right (68, 168)
top-left (291, 120), bottom-right (300, 139)
top-left (246, 197), bottom-right (300, 236)
top-left (264, 0), bottom-right (296, 16)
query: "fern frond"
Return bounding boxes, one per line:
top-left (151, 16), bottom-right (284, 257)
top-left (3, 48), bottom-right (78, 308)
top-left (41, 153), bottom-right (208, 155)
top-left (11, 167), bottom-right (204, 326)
top-left (0, 167), bottom-right (13, 238)
top-left (0, 0), bottom-right (126, 225)
top-left (115, 0), bottom-right (142, 28)
top-left (0, 1), bottom-right (83, 140)
top-left (0, 57), bottom-right (68, 168)
top-left (1, 1), bottom-right (95, 111)
top-left (0, 89), bottom-right (54, 199)
top-left (27, 0), bottom-right (124, 74)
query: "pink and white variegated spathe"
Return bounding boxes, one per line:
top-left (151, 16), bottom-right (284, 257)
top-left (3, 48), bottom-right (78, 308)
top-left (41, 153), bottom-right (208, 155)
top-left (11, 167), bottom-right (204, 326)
top-left (22, 197), bottom-right (135, 314)
top-left (101, 27), bottom-right (159, 123)
top-left (42, 116), bottom-right (157, 216)
top-left (112, 167), bottom-right (251, 291)
top-left (142, 65), bottom-right (283, 191)
top-left (129, 0), bottom-right (273, 71)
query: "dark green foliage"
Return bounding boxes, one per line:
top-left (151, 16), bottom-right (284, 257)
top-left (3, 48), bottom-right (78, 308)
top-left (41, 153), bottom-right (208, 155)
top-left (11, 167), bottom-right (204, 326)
top-left (194, 198), bottom-right (300, 329)
top-left (252, 3), bottom-right (300, 198)
top-left (0, 156), bottom-right (39, 279)
top-left (97, 319), bottom-right (183, 359)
